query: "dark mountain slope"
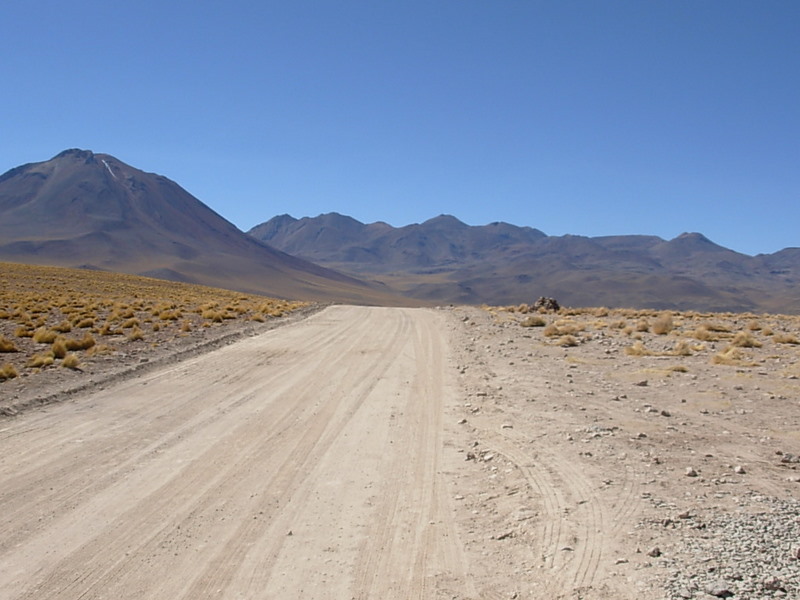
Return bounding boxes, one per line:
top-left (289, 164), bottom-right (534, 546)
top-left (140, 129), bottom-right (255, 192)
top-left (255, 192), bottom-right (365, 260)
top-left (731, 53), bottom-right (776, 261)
top-left (0, 150), bottom-right (405, 305)
top-left (250, 213), bottom-right (800, 313)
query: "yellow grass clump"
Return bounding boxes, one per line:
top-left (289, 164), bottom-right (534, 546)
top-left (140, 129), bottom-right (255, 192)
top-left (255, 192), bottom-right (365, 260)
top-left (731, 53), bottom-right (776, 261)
top-left (652, 312), bottom-right (674, 335)
top-left (0, 335), bottom-right (18, 353)
top-left (625, 341), bottom-right (653, 356)
top-left (27, 352), bottom-right (55, 368)
top-left (61, 354), bottom-right (81, 369)
top-left (32, 327), bottom-right (59, 344)
top-left (0, 364), bottom-right (19, 380)
top-left (773, 333), bottom-right (800, 345)
top-left (520, 315), bottom-right (546, 328)
top-left (730, 331), bottom-right (762, 348)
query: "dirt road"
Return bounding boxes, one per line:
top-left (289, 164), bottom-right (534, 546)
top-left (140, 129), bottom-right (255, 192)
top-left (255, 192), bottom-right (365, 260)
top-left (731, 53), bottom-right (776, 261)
top-left (0, 306), bottom-right (473, 599)
top-left (3, 304), bottom-right (799, 599)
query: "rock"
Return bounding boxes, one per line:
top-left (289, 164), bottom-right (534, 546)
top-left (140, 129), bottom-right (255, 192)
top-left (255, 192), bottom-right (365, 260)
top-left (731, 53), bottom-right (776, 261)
top-left (647, 546), bottom-right (662, 557)
top-left (763, 576), bottom-right (785, 591)
top-left (634, 380), bottom-right (649, 387)
top-left (704, 581), bottom-right (734, 597)
top-left (533, 296), bottom-right (560, 312)
top-left (733, 465), bottom-right (746, 475)
top-left (686, 467), bottom-right (699, 477)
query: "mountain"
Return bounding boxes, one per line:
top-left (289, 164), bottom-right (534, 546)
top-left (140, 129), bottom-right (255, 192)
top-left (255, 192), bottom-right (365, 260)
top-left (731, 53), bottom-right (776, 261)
top-left (250, 213), bottom-right (800, 313)
top-left (0, 150), bottom-right (403, 305)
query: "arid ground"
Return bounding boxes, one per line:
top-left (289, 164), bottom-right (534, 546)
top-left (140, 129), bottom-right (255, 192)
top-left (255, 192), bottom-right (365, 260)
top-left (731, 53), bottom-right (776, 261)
top-left (1, 304), bottom-right (799, 599)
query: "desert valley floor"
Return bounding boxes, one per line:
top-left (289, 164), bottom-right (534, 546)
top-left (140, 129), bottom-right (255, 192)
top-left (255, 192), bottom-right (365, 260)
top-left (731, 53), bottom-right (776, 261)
top-left (1, 305), bottom-right (800, 599)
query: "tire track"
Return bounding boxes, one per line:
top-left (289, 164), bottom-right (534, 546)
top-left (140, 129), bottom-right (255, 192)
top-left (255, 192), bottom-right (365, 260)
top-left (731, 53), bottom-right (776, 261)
top-left (351, 310), bottom-right (474, 600)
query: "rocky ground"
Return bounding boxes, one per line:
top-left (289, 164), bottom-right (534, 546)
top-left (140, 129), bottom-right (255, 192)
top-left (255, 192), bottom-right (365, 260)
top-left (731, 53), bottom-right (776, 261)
top-left (444, 304), bottom-right (800, 599)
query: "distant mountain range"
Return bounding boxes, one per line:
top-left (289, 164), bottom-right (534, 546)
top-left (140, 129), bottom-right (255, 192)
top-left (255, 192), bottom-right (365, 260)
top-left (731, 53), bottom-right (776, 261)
top-left (249, 213), bottom-right (800, 313)
top-left (0, 150), bottom-right (401, 305)
top-left (1, 149), bottom-right (798, 312)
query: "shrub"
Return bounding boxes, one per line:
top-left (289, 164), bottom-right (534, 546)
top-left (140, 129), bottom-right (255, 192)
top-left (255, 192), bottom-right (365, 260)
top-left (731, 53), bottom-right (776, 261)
top-left (542, 324), bottom-right (561, 337)
top-left (27, 353), bottom-right (54, 368)
top-left (98, 322), bottom-right (122, 336)
top-left (53, 320), bottom-right (72, 333)
top-left (0, 335), bottom-right (18, 352)
top-left (65, 333), bottom-right (96, 351)
top-left (62, 354), bottom-right (80, 369)
top-left (521, 315), bottom-right (546, 328)
top-left (74, 317), bottom-right (95, 328)
top-left (652, 313), bottom-right (674, 335)
top-left (692, 326), bottom-right (713, 341)
top-left (625, 341), bottom-right (653, 356)
top-left (0, 364), bottom-right (19, 380)
top-left (52, 338), bottom-right (68, 359)
top-left (559, 335), bottom-right (579, 347)
top-left (773, 333), bottom-right (800, 345)
top-left (712, 346), bottom-right (756, 366)
top-left (671, 340), bottom-right (693, 356)
top-left (120, 318), bottom-right (140, 329)
top-left (731, 331), bottom-right (762, 348)
top-left (128, 327), bottom-right (145, 341)
top-left (32, 327), bottom-right (59, 344)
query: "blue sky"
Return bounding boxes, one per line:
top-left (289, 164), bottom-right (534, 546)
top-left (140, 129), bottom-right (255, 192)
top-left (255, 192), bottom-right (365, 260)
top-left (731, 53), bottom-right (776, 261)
top-left (1, 1), bottom-right (798, 256)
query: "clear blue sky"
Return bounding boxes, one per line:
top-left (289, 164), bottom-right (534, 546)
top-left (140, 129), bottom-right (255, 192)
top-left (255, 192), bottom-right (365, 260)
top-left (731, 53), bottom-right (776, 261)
top-left (2, 1), bottom-right (798, 256)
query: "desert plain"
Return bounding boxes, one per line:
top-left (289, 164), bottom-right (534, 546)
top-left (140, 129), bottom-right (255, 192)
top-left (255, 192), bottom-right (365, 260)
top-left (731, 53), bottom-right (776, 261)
top-left (1, 270), bottom-right (800, 599)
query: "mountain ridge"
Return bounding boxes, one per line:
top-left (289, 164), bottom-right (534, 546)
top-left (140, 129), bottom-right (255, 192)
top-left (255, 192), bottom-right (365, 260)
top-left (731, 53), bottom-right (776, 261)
top-left (249, 212), bottom-right (800, 313)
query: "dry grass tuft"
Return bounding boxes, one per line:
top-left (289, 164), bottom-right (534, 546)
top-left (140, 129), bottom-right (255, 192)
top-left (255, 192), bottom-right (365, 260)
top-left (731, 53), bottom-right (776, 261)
top-left (730, 331), bottom-right (762, 348)
top-left (0, 335), bottom-right (18, 353)
top-left (558, 335), bottom-right (579, 347)
top-left (61, 354), bottom-right (81, 369)
top-left (65, 333), bottom-right (96, 351)
top-left (773, 333), bottom-right (800, 345)
top-left (0, 364), bottom-right (19, 380)
top-left (670, 340), bottom-right (694, 356)
top-left (625, 341), bottom-right (653, 356)
top-left (27, 353), bottom-right (55, 368)
top-left (51, 338), bottom-right (67, 359)
top-left (53, 320), bottom-right (72, 333)
top-left (712, 346), bottom-right (757, 367)
top-left (652, 312), bottom-right (674, 335)
top-left (520, 315), bottom-right (546, 328)
top-left (32, 327), bottom-right (59, 344)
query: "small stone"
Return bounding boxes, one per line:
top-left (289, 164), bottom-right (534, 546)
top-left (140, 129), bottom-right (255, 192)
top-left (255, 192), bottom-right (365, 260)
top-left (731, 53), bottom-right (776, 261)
top-left (634, 380), bottom-right (649, 387)
top-left (763, 576), bottom-right (785, 591)
top-left (457, 418), bottom-right (468, 425)
top-left (733, 465), bottom-right (746, 474)
top-left (685, 467), bottom-right (699, 477)
top-left (647, 546), bottom-right (661, 557)
top-left (705, 581), bottom-right (734, 598)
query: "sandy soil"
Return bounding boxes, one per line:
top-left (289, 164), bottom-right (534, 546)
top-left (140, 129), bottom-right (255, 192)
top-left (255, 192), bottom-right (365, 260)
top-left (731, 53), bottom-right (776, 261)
top-left (1, 305), bottom-right (799, 599)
